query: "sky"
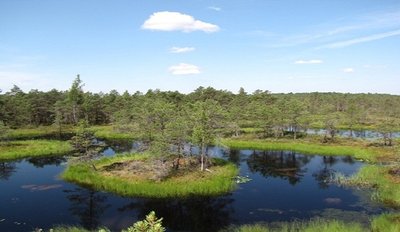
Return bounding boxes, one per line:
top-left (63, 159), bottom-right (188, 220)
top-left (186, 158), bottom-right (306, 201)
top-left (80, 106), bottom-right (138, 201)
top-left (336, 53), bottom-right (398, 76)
top-left (1, 0), bottom-right (400, 94)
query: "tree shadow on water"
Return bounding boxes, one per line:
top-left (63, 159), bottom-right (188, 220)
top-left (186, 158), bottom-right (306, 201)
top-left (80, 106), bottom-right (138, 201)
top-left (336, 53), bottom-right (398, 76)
top-left (0, 162), bottom-right (17, 180)
top-left (118, 195), bottom-right (235, 232)
top-left (64, 188), bottom-right (110, 230)
top-left (246, 150), bottom-right (311, 185)
top-left (27, 156), bottom-right (66, 168)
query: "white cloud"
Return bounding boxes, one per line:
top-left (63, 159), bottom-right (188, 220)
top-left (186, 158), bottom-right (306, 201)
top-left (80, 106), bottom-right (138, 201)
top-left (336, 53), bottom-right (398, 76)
top-left (142, 11), bottom-right (219, 33)
top-left (168, 63), bottom-right (201, 75)
top-left (169, 47), bottom-right (195, 53)
top-left (208, 6), bottom-right (221, 11)
top-left (294, 59), bottom-right (323, 64)
top-left (322, 29), bottom-right (400, 48)
top-left (343, 68), bottom-right (354, 73)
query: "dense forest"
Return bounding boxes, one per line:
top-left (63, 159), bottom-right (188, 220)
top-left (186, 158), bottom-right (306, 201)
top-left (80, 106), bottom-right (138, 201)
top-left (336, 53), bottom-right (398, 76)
top-left (1, 76), bottom-right (400, 145)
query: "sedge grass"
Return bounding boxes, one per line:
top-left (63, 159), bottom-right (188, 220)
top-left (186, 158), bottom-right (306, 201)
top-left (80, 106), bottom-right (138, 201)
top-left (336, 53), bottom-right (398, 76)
top-left (49, 213), bottom-right (400, 232)
top-left (371, 213), bottom-right (400, 232)
top-left (51, 225), bottom-right (91, 232)
top-left (222, 219), bottom-right (365, 232)
top-left (221, 139), bottom-right (377, 162)
top-left (0, 140), bottom-right (73, 161)
top-left (335, 165), bottom-right (400, 207)
top-left (62, 154), bottom-right (238, 198)
top-left (6, 126), bottom-right (75, 140)
top-left (91, 125), bottom-right (136, 140)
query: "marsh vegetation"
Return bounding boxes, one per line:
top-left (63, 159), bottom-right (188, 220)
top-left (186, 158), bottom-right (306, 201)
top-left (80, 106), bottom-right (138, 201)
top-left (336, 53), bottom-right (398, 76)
top-left (1, 78), bottom-right (400, 231)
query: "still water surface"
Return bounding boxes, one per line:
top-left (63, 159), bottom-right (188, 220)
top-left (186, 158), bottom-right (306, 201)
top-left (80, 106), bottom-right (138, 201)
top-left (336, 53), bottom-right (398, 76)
top-left (0, 141), bottom-right (389, 231)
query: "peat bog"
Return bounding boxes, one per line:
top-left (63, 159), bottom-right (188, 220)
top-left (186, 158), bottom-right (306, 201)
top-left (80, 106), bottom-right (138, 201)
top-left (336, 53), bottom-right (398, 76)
top-left (0, 139), bottom-right (393, 232)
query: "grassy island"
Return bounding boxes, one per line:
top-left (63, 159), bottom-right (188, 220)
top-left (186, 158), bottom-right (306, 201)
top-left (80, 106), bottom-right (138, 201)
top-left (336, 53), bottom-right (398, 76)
top-left (0, 140), bottom-right (73, 161)
top-left (62, 153), bottom-right (238, 197)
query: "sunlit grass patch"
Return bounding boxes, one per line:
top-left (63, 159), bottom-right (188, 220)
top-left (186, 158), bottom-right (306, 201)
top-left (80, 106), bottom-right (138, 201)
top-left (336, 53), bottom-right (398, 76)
top-left (62, 153), bottom-right (238, 197)
top-left (51, 225), bottom-right (91, 232)
top-left (5, 126), bottom-right (75, 140)
top-left (0, 140), bottom-right (73, 161)
top-left (221, 138), bottom-right (377, 162)
top-left (91, 125), bottom-right (136, 140)
top-left (371, 213), bottom-right (400, 232)
top-left (335, 165), bottom-right (400, 207)
top-left (222, 219), bottom-right (365, 232)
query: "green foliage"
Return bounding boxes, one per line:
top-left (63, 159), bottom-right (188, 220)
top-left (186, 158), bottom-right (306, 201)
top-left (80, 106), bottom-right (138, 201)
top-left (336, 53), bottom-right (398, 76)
top-left (0, 140), bottom-right (72, 161)
top-left (371, 213), bottom-right (400, 232)
top-left (0, 121), bottom-right (8, 140)
top-left (191, 99), bottom-right (226, 170)
top-left (1, 83), bottom-right (400, 134)
top-left (224, 219), bottom-right (364, 232)
top-left (62, 154), bottom-right (238, 197)
top-left (123, 211), bottom-right (165, 232)
top-left (68, 75), bottom-right (85, 124)
top-left (71, 120), bottom-right (98, 154)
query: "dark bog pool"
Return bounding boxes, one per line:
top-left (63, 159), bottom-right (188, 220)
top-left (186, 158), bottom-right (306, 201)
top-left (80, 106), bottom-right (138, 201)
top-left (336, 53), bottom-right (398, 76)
top-left (0, 141), bottom-right (388, 232)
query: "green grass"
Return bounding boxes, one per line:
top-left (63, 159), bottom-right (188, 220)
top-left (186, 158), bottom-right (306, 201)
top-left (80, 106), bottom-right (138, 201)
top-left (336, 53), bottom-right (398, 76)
top-left (5, 126), bottom-right (75, 140)
top-left (0, 140), bottom-right (73, 161)
top-left (3, 125), bottom-right (135, 141)
top-left (222, 219), bottom-right (365, 232)
top-left (62, 154), bottom-right (238, 197)
top-left (335, 165), bottom-right (400, 207)
top-left (50, 226), bottom-right (111, 232)
top-left (221, 138), bottom-right (377, 162)
top-left (91, 125), bottom-right (136, 140)
top-left (50, 225), bottom-right (91, 232)
top-left (371, 213), bottom-right (400, 232)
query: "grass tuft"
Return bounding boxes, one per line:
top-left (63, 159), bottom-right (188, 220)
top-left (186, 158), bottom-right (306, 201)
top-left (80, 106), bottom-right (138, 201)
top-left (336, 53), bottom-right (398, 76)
top-left (5, 126), bottom-right (75, 140)
top-left (0, 140), bottom-right (73, 161)
top-left (371, 213), bottom-right (400, 232)
top-left (335, 165), bottom-right (400, 207)
top-left (91, 125), bottom-right (136, 140)
top-left (222, 219), bottom-right (365, 232)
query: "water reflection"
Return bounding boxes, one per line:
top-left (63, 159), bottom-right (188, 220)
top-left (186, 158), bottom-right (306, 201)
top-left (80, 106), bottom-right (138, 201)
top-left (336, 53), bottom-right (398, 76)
top-left (101, 140), bottom-right (144, 155)
top-left (306, 129), bottom-right (400, 139)
top-left (312, 156), bottom-right (338, 189)
top-left (27, 156), bottom-right (67, 168)
top-left (118, 196), bottom-right (234, 232)
top-left (0, 162), bottom-right (16, 180)
top-left (0, 139), bottom-right (387, 232)
top-left (226, 149), bottom-right (241, 165)
top-left (64, 188), bottom-right (110, 230)
top-left (246, 150), bottom-right (311, 185)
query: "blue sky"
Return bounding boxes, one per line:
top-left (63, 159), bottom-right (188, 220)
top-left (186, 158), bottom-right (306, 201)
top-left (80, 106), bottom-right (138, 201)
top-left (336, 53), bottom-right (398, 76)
top-left (1, 0), bottom-right (399, 94)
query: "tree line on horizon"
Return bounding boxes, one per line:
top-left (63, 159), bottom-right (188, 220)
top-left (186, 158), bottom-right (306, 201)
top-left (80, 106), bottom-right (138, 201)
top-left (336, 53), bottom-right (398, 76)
top-left (1, 76), bottom-right (399, 146)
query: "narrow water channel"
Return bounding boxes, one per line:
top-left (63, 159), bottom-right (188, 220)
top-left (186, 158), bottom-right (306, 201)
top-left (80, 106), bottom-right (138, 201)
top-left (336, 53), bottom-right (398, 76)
top-left (0, 140), bottom-right (389, 231)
